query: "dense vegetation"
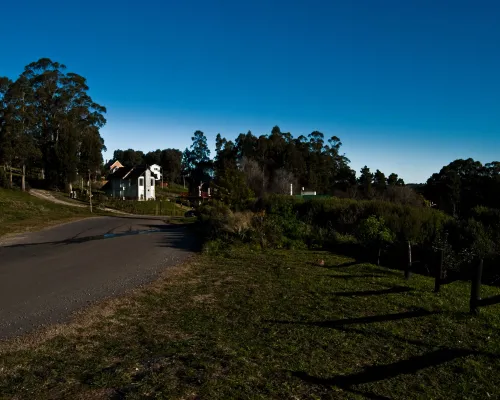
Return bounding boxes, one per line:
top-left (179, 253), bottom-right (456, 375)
top-left (0, 59), bottom-right (106, 190)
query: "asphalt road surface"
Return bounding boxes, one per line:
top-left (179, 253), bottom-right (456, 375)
top-left (0, 216), bottom-right (198, 339)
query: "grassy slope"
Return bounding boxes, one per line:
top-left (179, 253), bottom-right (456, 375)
top-left (0, 188), bottom-right (95, 237)
top-left (102, 198), bottom-right (189, 216)
top-left (1, 247), bottom-right (499, 399)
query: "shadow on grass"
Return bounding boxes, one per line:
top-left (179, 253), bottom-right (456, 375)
top-left (314, 261), bottom-right (360, 269)
top-left (268, 308), bottom-right (439, 328)
top-left (333, 286), bottom-right (413, 297)
top-left (291, 347), bottom-right (475, 393)
top-left (325, 274), bottom-right (390, 279)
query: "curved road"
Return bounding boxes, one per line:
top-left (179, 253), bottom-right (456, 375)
top-left (0, 216), bottom-right (198, 339)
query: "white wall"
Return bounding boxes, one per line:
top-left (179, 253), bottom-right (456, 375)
top-left (138, 169), bottom-right (156, 201)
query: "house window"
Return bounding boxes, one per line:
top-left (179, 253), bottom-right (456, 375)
top-left (151, 179), bottom-right (154, 186)
top-left (139, 178), bottom-right (144, 186)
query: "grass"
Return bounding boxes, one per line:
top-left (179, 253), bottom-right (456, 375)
top-left (1, 246), bottom-right (499, 399)
top-left (158, 182), bottom-right (188, 195)
top-left (101, 198), bottom-right (189, 216)
top-left (0, 188), bottom-right (99, 237)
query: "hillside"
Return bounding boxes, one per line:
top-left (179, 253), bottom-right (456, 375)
top-left (0, 189), bottom-right (94, 238)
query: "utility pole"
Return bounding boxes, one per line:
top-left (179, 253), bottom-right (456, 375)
top-left (88, 170), bottom-right (92, 213)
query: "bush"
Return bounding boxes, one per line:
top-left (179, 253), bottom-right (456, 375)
top-left (356, 216), bottom-right (395, 247)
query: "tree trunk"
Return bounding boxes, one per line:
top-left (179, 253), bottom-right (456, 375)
top-left (9, 166), bottom-right (13, 188)
top-left (65, 182), bottom-right (72, 195)
top-left (21, 165), bottom-right (26, 192)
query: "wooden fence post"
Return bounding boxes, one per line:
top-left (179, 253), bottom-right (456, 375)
top-left (405, 241), bottom-right (412, 280)
top-left (21, 165), bottom-right (26, 192)
top-left (434, 248), bottom-right (444, 293)
top-left (470, 258), bottom-right (484, 315)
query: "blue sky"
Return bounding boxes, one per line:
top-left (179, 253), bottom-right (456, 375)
top-left (1, 0), bottom-right (499, 183)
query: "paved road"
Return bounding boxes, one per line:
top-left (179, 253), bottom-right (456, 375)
top-left (0, 216), bottom-right (198, 339)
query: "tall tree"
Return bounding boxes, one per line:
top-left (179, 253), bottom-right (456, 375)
top-left (160, 148), bottom-right (182, 183)
top-left (358, 166), bottom-right (374, 197)
top-left (19, 58), bottom-right (106, 188)
top-left (184, 131), bottom-right (212, 193)
top-left (373, 169), bottom-right (387, 191)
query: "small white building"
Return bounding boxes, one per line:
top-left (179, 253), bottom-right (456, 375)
top-left (102, 166), bottom-right (156, 201)
top-left (149, 164), bottom-right (162, 181)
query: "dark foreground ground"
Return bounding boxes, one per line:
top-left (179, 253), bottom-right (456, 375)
top-left (0, 216), bottom-right (198, 338)
top-left (1, 246), bottom-right (499, 399)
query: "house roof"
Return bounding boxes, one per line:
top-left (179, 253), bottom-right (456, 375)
top-left (126, 166), bottom-right (148, 180)
top-left (109, 166), bottom-right (134, 179)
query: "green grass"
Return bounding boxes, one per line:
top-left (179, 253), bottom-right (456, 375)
top-left (0, 188), bottom-right (97, 237)
top-left (101, 198), bottom-right (189, 216)
top-left (1, 246), bottom-right (499, 399)
top-left (158, 182), bottom-right (188, 195)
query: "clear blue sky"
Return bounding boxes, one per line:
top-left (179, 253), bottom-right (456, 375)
top-left (1, 0), bottom-right (499, 183)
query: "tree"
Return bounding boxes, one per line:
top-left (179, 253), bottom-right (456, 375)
top-left (356, 215), bottom-right (395, 265)
top-left (190, 130), bottom-right (210, 165)
top-left (113, 149), bottom-right (124, 161)
top-left (145, 149), bottom-right (161, 166)
top-left (160, 148), bottom-right (182, 183)
top-left (214, 167), bottom-right (254, 209)
top-left (358, 166), bottom-right (374, 198)
top-left (184, 131), bottom-right (212, 194)
top-left (0, 76), bottom-right (40, 189)
top-left (17, 58), bottom-right (106, 188)
top-left (241, 156), bottom-right (267, 197)
top-left (373, 169), bottom-right (387, 191)
top-left (270, 168), bottom-right (297, 195)
top-left (387, 173), bottom-right (399, 186)
top-left (425, 158), bottom-right (485, 217)
top-left (121, 149), bottom-right (143, 167)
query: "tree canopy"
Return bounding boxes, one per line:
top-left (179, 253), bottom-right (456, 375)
top-left (0, 58), bottom-right (106, 188)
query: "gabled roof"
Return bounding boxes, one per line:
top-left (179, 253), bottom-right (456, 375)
top-left (109, 166), bottom-right (134, 179)
top-left (108, 165), bottom-right (151, 181)
top-left (126, 166), bottom-right (148, 180)
top-left (106, 160), bottom-right (124, 170)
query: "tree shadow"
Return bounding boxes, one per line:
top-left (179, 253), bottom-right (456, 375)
top-left (268, 308), bottom-right (439, 329)
top-left (291, 347), bottom-right (476, 392)
top-left (2, 225), bottom-right (194, 250)
top-left (325, 274), bottom-right (389, 279)
top-left (333, 286), bottom-right (413, 297)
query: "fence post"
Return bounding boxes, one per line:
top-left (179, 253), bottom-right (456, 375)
top-left (470, 258), bottom-right (484, 315)
top-left (434, 248), bottom-right (444, 293)
top-left (405, 241), bottom-right (412, 280)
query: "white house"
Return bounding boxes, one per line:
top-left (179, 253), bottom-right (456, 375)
top-left (102, 166), bottom-right (156, 201)
top-left (149, 164), bottom-right (162, 181)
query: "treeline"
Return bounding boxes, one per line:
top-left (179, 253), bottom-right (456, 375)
top-left (0, 58), bottom-right (106, 190)
top-left (424, 158), bottom-right (500, 217)
top-left (111, 148), bottom-right (182, 183)
top-left (177, 128), bottom-right (423, 206)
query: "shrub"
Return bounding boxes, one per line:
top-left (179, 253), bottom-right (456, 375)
top-left (356, 216), bottom-right (395, 247)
